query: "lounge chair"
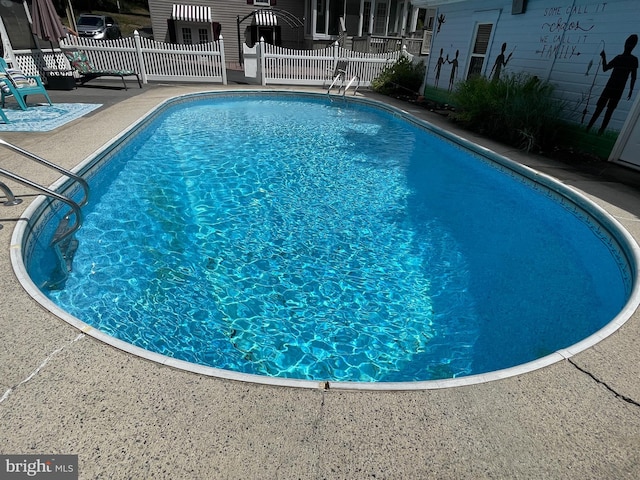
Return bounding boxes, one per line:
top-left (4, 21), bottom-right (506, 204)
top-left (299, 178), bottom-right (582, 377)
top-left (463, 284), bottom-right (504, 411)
top-left (64, 50), bottom-right (142, 90)
top-left (0, 108), bottom-right (8, 124)
top-left (0, 59), bottom-right (53, 111)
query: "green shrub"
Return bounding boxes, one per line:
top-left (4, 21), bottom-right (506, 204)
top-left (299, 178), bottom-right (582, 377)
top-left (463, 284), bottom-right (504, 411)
top-left (452, 74), bottom-right (566, 152)
top-left (372, 56), bottom-right (425, 96)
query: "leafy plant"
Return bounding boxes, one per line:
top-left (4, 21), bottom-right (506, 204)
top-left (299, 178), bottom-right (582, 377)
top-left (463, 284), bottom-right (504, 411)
top-left (372, 56), bottom-right (425, 96)
top-left (452, 73), bottom-right (566, 152)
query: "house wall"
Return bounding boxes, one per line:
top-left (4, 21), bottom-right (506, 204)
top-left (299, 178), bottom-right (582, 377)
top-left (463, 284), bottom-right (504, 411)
top-left (148, 0), bottom-right (305, 65)
top-left (424, 0), bottom-right (639, 133)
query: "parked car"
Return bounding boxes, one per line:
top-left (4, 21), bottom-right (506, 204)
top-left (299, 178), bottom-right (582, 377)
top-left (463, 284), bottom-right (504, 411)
top-left (76, 14), bottom-right (121, 40)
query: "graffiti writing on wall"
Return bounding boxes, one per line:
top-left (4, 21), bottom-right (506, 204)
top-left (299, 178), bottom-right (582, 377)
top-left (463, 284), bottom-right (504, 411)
top-left (537, 2), bottom-right (608, 59)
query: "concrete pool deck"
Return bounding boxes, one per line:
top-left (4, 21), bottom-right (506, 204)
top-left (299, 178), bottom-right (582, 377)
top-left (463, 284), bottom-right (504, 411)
top-left (1, 82), bottom-right (639, 478)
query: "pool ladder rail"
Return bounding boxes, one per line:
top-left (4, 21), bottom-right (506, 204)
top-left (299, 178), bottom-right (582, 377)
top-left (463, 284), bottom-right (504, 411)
top-left (0, 138), bottom-right (89, 285)
top-left (326, 66), bottom-right (361, 98)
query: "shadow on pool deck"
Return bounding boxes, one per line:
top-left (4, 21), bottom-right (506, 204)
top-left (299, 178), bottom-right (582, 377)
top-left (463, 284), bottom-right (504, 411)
top-left (1, 81), bottom-right (640, 479)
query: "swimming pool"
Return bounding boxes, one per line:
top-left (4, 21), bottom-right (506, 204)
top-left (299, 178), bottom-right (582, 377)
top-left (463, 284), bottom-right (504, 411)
top-left (14, 91), bottom-right (640, 389)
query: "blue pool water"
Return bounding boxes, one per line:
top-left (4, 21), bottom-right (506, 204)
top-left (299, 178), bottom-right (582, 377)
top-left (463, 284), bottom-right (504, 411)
top-left (27, 93), bottom-right (631, 383)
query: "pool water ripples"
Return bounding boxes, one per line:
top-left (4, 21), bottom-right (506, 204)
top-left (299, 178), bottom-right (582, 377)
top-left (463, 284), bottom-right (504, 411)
top-left (32, 94), bottom-right (629, 383)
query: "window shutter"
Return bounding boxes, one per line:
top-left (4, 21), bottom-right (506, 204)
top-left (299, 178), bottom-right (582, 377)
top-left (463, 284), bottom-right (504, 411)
top-left (167, 19), bottom-right (176, 43)
top-left (473, 24), bottom-right (493, 54)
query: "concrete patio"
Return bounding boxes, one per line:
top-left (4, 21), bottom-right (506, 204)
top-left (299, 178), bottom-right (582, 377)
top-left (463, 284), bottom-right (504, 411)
top-left (1, 81), bottom-right (639, 479)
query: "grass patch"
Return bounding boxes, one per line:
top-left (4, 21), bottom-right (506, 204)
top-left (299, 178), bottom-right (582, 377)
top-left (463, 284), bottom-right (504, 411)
top-left (549, 123), bottom-right (617, 162)
top-left (422, 85), bottom-right (455, 108)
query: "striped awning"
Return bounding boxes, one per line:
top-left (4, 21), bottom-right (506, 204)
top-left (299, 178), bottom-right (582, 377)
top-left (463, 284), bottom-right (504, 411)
top-left (171, 4), bottom-right (212, 23)
top-left (253, 10), bottom-right (278, 26)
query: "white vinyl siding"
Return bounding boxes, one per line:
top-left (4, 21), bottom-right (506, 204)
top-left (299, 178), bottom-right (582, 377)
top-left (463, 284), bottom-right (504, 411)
top-left (148, 0), bottom-right (304, 64)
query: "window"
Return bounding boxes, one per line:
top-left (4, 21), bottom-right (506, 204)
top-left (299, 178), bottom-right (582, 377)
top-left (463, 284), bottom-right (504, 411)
top-left (360, 0), bottom-right (387, 35)
top-left (426, 15), bottom-right (434, 31)
top-left (316, 0), bottom-right (326, 34)
top-left (362, 1), bottom-right (371, 33)
top-left (182, 27), bottom-right (192, 45)
top-left (198, 28), bottom-right (209, 43)
top-left (467, 23), bottom-right (493, 78)
top-left (307, 0), bottom-right (344, 38)
top-left (329, 0), bottom-right (344, 35)
top-left (393, 0), bottom-right (409, 34)
top-left (374, 2), bottom-right (388, 35)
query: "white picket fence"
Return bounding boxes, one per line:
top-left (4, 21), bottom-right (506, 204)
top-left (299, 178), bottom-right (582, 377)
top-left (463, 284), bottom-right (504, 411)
top-left (244, 40), bottom-right (408, 87)
top-left (12, 32), bottom-right (412, 88)
top-left (13, 31), bottom-right (227, 85)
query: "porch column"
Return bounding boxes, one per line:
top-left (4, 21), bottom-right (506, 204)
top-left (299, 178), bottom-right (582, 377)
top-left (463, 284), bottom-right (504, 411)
top-left (369, 0), bottom-right (375, 35)
top-left (410, 6), bottom-right (419, 33)
top-left (400, 0), bottom-right (408, 37)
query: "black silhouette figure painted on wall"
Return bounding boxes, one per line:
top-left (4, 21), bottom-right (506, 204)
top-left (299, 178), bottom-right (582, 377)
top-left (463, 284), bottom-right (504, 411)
top-left (434, 49), bottom-right (446, 88)
top-left (587, 34), bottom-right (638, 134)
top-left (448, 50), bottom-right (459, 92)
top-left (437, 14), bottom-right (446, 34)
top-left (490, 43), bottom-right (513, 81)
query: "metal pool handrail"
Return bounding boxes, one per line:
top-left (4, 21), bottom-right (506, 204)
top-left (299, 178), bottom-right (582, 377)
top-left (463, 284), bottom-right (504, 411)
top-left (0, 166), bottom-right (82, 245)
top-left (0, 138), bottom-right (89, 208)
top-left (0, 138), bottom-right (87, 250)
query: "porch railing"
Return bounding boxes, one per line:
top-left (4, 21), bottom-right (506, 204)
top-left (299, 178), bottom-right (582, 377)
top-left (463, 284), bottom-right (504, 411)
top-left (351, 33), bottom-right (426, 56)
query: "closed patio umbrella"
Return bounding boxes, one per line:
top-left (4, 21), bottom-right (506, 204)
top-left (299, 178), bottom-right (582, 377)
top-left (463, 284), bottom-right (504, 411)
top-left (31, 0), bottom-right (67, 70)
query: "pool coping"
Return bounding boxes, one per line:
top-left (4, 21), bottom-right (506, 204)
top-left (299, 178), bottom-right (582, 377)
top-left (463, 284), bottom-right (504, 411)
top-left (9, 88), bottom-right (640, 391)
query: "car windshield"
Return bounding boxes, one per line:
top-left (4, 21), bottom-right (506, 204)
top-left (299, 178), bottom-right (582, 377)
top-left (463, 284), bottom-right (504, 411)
top-left (78, 17), bottom-right (104, 27)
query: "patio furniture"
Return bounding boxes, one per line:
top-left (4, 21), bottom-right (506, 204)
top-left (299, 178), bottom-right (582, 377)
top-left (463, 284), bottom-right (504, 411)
top-left (64, 50), bottom-right (142, 90)
top-left (0, 59), bottom-right (53, 111)
top-left (0, 107), bottom-right (8, 123)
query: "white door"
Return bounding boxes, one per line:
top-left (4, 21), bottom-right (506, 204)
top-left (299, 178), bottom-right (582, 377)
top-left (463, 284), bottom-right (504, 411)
top-left (177, 24), bottom-right (210, 44)
top-left (619, 122), bottom-right (640, 168)
top-left (611, 93), bottom-right (640, 169)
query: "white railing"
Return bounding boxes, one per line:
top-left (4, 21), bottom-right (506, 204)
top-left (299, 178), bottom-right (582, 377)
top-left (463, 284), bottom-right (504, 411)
top-left (13, 31), bottom-right (227, 85)
top-left (352, 35), bottom-right (403, 54)
top-left (245, 40), bottom-right (408, 87)
top-left (351, 34), bottom-right (425, 56)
